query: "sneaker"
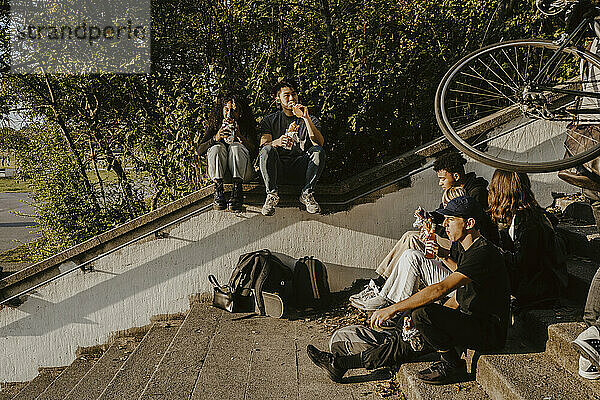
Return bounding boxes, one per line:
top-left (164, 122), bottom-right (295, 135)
top-left (349, 279), bottom-right (380, 303)
top-left (300, 192), bottom-right (320, 214)
top-left (261, 193), bottom-right (279, 216)
top-left (572, 326), bottom-right (600, 372)
top-left (351, 293), bottom-right (389, 311)
top-left (306, 345), bottom-right (347, 383)
top-left (579, 355), bottom-right (600, 379)
top-left (417, 359), bottom-right (467, 385)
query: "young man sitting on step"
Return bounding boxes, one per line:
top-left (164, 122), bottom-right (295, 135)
top-left (307, 196), bottom-right (510, 385)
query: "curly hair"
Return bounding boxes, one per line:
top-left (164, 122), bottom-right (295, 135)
top-left (433, 152), bottom-right (467, 177)
top-left (205, 92), bottom-right (256, 141)
top-left (488, 170), bottom-right (539, 224)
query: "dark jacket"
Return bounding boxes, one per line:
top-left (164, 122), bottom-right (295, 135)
top-left (197, 125), bottom-right (258, 158)
top-left (497, 207), bottom-right (568, 306)
top-left (463, 172), bottom-right (490, 210)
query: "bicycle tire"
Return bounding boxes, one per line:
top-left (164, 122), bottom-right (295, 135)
top-left (435, 39), bottom-right (600, 173)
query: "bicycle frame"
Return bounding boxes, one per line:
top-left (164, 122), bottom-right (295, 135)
top-left (531, 12), bottom-right (600, 101)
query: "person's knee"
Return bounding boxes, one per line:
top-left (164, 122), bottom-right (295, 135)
top-left (308, 145), bottom-right (326, 165)
top-left (329, 326), bottom-right (356, 354)
top-left (260, 144), bottom-right (276, 160)
top-left (400, 249), bottom-right (422, 271)
top-left (411, 304), bottom-right (434, 327)
top-left (208, 143), bottom-right (226, 156)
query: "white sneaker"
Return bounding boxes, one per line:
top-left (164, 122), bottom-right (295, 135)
top-left (349, 280), bottom-right (380, 303)
top-left (579, 355), bottom-right (600, 379)
top-left (300, 192), bottom-right (320, 214)
top-left (261, 193), bottom-right (279, 216)
top-left (572, 326), bottom-right (600, 372)
top-left (351, 294), bottom-right (389, 311)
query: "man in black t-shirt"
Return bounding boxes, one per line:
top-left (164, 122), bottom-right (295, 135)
top-left (306, 196), bottom-right (510, 385)
top-left (258, 80), bottom-right (326, 216)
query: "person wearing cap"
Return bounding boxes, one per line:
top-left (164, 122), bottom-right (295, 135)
top-left (306, 196), bottom-right (510, 385)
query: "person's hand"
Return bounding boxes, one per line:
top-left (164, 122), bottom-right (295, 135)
top-left (370, 306), bottom-right (395, 329)
top-left (292, 103), bottom-right (309, 119)
top-left (424, 238), bottom-right (439, 258)
top-left (215, 126), bottom-right (225, 142)
top-left (273, 135), bottom-right (292, 148)
top-left (414, 207), bottom-right (425, 220)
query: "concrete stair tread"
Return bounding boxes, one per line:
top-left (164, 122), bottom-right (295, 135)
top-left (546, 321), bottom-right (600, 394)
top-left (477, 350), bottom-right (600, 400)
top-left (514, 305), bottom-right (582, 350)
top-left (12, 368), bottom-right (64, 400)
top-left (0, 383), bottom-right (27, 400)
top-left (97, 320), bottom-right (183, 400)
top-left (35, 355), bottom-right (99, 400)
top-left (139, 302), bottom-right (222, 400)
top-left (398, 361), bottom-right (490, 400)
top-left (63, 336), bottom-right (143, 400)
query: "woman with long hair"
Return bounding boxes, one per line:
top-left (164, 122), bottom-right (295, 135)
top-left (198, 92), bottom-right (258, 211)
top-left (488, 170), bottom-right (568, 308)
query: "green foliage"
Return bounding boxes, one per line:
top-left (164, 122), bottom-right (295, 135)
top-left (1, 0), bottom-right (562, 257)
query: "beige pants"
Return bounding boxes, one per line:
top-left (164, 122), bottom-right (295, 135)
top-left (375, 230), bottom-right (451, 278)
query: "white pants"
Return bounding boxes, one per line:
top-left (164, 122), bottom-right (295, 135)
top-left (379, 249), bottom-right (453, 303)
top-left (207, 142), bottom-right (254, 181)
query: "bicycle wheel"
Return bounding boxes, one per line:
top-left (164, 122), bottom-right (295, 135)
top-left (435, 39), bottom-right (600, 173)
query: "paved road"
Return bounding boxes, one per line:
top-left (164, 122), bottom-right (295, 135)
top-left (0, 193), bottom-right (39, 254)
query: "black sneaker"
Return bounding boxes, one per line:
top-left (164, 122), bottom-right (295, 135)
top-left (417, 359), bottom-right (467, 385)
top-left (306, 345), bottom-right (347, 383)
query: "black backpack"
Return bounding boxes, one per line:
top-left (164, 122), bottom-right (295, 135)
top-left (293, 256), bottom-right (331, 309)
top-left (228, 249), bottom-right (293, 315)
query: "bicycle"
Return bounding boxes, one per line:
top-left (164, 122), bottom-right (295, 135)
top-left (435, 0), bottom-right (600, 173)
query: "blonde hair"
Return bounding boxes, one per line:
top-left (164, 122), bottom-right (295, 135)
top-left (442, 186), bottom-right (466, 207)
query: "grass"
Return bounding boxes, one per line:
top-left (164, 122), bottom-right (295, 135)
top-left (0, 177), bottom-right (31, 193)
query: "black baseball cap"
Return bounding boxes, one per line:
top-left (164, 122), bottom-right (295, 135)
top-left (434, 195), bottom-right (483, 221)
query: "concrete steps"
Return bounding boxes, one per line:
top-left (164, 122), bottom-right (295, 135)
top-left (398, 361), bottom-right (490, 400)
top-left (63, 335), bottom-right (143, 400)
top-left (0, 384), bottom-right (27, 400)
top-left (35, 355), bottom-right (99, 400)
top-left (138, 303), bottom-right (221, 399)
top-left (12, 368), bottom-right (64, 400)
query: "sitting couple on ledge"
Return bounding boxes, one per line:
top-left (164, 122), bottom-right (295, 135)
top-left (197, 79), bottom-right (325, 215)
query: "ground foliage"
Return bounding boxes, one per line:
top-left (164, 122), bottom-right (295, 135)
top-left (0, 0), bottom-right (563, 256)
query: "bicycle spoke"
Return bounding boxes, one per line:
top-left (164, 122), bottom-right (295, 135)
top-left (459, 71), bottom-right (516, 91)
top-left (499, 49), bottom-right (525, 84)
top-left (478, 57), bottom-right (519, 91)
top-left (455, 80), bottom-right (508, 97)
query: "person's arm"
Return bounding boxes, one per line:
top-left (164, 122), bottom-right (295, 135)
top-left (197, 127), bottom-right (221, 156)
top-left (293, 104), bottom-right (324, 146)
top-left (443, 293), bottom-right (459, 309)
top-left (370, 272), bottom-right (471, 329)
top-left (258, 116), bottom-right (289, 148)
top-left (235, 125), bottom-right (256, 154)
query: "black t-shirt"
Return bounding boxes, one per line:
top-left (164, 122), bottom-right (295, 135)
top-left (258, 111), bottom-right (322, 157)
top-left (450, 237), bottom-right (510, 328)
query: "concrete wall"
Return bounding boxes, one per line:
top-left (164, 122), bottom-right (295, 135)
top-left (0, 159), bottom-right (573, 381)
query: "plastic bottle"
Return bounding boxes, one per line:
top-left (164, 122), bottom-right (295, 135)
top-left (424, 227), bottom-right (436, 259)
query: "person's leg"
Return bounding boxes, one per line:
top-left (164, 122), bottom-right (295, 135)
top-left (584, 189), bottom-right (600, 233)
top-left (227, 142), bottom-right (252, 181)
top-left (259, 145), bottom-right (282, 194)
top-left (302, 145), bottom-right (326, 194)
top-left (375, 231), bottom-right (424, 278)
top-left (259, 145), bottom-right (283, 215)
top-left (584, 266), bottom-right (600, 329)
top-left (329, 325), bottom-right (392, 356)
top-left (308, 324), bottom-right (430, 382)
top-left (207, 143), bottom-right (228, 181)
top-left (411, 304), bottom-right (497, 384)
top-left (379, 249), bottom-right (452, 304)
top-left (207, 144), bottom-right (228, 209)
